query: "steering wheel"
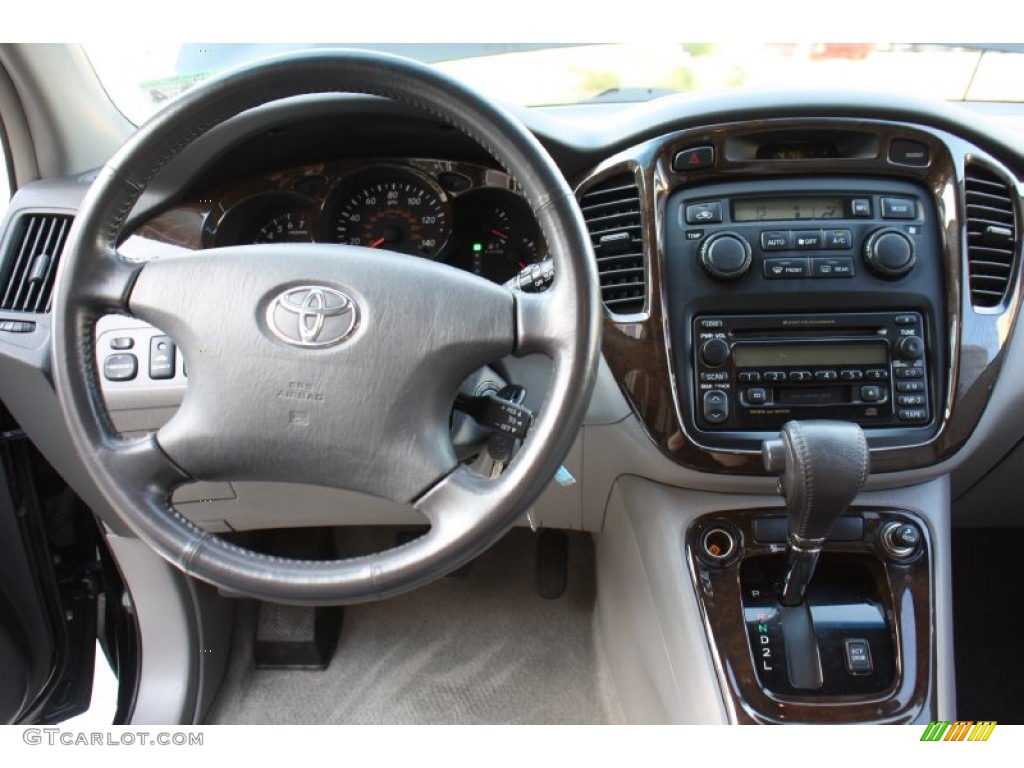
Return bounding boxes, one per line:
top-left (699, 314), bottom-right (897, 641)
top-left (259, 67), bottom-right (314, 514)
top-left (51, 51), bottom-right (601, 605)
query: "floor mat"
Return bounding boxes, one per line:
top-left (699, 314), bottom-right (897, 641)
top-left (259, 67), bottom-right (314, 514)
top-left (952, 527), bottom-right (1024, 724)
top-left (206, 529), bottom-right (623, 724)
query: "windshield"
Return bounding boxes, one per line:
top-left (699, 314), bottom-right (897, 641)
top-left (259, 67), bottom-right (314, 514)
top-left (83, 43), bottom-right (1024, 126)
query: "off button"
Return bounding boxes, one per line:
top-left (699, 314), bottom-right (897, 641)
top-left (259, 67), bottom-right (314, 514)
top-left (703, 389), bottom-right (729, 424)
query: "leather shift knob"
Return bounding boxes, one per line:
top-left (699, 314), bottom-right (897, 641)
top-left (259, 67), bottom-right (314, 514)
top-left (763, 420), bottom-right (869, 544)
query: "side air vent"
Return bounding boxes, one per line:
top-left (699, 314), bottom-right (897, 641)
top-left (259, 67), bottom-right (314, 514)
top-left (965, 164), bottom-right (1018, 308)
top-left (0, 214), bottom-right (72, 313)
top-left (580, 173), bottom-right (647, 314)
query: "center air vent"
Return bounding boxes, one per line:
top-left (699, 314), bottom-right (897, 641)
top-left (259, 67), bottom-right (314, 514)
top-left (964, 163), bottom-right (1018, 308)
top-left (579, 173), bottom-right (647, 314)
top-left (1, 214), bottom-right (73, 313)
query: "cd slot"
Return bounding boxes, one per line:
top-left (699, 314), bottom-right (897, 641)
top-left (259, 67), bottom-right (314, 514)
top-left (730, 326), bottom-right (881, 339)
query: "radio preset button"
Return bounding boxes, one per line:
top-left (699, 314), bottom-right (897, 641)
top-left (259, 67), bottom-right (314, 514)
top-left (738, 371), bottom-right (761, 383)
top-left (823, 229), bottom-right (853, 249)
top-left (860, 384), bottom-right (884, 403)
top-left (789, 371), bottom-right (812, 382)
top-left (866, 369), bottom-right (889, 380)
top-left (840, 370), bottom-right (865, 381)
top-left (703, 390), bottom-right (730, 424)
top-left (793, 230), bottom-right (823, 249)
top-left (896, 367), bottom-right (924, 379)
top-left (685, 201), bottom-right (723, 224)
top-left (764, 371), bottom-right (787, 382)
top-left (761, 231), bottom-right (792, 250)
top-left (745, 387), bottom-right (769, 405)
top-left (700, 338), bottom-right (731, 367)
top-left (815, 370), bottom-right (838, 381)
top-left (763, 258), bottom-right (810, 279)
top-left (897, 381), bottom-right (925, 393)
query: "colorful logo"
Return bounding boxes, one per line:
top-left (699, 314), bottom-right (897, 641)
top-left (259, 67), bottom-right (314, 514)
top-left (921, 721), bottom-right (997, 742)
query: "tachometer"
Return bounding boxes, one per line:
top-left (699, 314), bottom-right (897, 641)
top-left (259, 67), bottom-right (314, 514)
top-left (328, 168), bottom-right (451, 258)
top-left (453, 189), bottom-right (545, 283)
top-left (250, 210), bottom-right (312, 244)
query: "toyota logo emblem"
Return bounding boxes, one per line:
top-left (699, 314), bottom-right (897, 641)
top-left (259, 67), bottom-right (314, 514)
top-left (266, 286), bottom-right (360, 348)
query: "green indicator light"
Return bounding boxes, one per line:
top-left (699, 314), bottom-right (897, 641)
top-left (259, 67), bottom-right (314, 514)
top-left (472, 242), bottom-right (483, 252)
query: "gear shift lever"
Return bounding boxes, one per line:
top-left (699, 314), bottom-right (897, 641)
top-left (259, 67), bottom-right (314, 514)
top-left (763, 420), bottom-right (869, 606)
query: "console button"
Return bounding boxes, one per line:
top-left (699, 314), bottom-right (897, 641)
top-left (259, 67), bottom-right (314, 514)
top-left (103, 353), bottom-right (138, 382)
top-left (823, 229), bottom-right (853, 249)
top-left (764, 371), bottom-right (787, 382)
top-left (889, 139), bottom-right (930, 167)
top-left (685, 201), bottom-right (723, 224)
top-left (149, 335), bottom-right (177, 380)
top-left (851, 199), bottom-right (872, 217)
top-left (110, 336), bottom-right (134, 350)
top-left (815, 370), bottom-right (838, 381)
top-left (897, 394), bottom-right (925, 406)
top-left (894, 314), bottom-right (917, 326)
top-left (789, 371), bottom-right (812, 382)
top-left (700, 371), bottom-right (729, 383)
top-left (898, 408), bottom-right (929, 421)
top-left (793, 230), bottom-right (823, 249)
top-left (881, 197), bottom-right (916, 219)
top-left (702, 389), bottom-right (729, 423)
top-left (760, 230), bottom-right (792, 250)
top-left (840, 369), bottom-right (864, 381)
top-left (866, 369), bottom-right (889, 380)
top-left (897, 380), bottom-right (925, 393)
top-left (860, 384), bottom-right (884, 403)
top-left (745, 387), bottom-right (768, 405)
top-left (811, 257), bottom-right (855, 278)
top-left (896, 367), bottom-right (924, 379)
top-left (844, 639), bottom-right (873, 674)
top-left (738, 371), bottom-right (761, 383)
top-left (763, 258), bottom-right (809, 279)
top-left (673, 146), bottom-right (715, 171)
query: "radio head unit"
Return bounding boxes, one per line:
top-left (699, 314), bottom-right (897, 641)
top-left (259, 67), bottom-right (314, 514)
top-left (694, 312), bottom-right (930, 431)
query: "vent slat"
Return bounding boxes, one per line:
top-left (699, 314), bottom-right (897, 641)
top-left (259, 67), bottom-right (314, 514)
top-left (580, 173), bottom-right (646, 315)
top-left (1, 214), bottom-right (73, 313)
top-left (965, 165), bottom-right (1018, 308)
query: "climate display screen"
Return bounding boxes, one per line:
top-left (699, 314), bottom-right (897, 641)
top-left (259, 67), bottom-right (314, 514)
top-left (732, 343), bottom-right (887, 368)
top-left (733, 197), bottom-right (844, 222)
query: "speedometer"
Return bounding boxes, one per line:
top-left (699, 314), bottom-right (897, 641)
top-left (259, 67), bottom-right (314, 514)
top-left (327, 168), bottom-right (452, 258)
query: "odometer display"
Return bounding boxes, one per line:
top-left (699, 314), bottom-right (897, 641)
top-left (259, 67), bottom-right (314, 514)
top-left (329, 168), bottom-right (451, 258)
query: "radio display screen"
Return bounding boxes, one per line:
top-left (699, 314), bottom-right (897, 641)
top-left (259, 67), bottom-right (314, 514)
top-left (733, 197), bottom-right (844, 222)
top-left (733, 343), bottom-right (887, 368)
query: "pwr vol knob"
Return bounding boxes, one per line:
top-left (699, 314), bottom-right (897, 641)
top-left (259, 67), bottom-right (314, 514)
top-left (700, 232), bottom-right (753, 281)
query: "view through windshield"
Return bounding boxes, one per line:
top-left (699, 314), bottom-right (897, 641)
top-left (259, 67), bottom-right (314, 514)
top-left (83, 43), bottom-right (1024, 126)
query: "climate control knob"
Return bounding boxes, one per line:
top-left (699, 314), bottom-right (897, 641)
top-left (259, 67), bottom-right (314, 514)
top-left (700, 232), bottom-right (752, 281)
top-left (700, 338), bottom-right (731, 367)
top-left (864, 228), bottom-right (916, 278)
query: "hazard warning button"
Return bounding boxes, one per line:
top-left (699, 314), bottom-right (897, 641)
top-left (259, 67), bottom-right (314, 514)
top-left (673, 146), bottom-right (715, 171)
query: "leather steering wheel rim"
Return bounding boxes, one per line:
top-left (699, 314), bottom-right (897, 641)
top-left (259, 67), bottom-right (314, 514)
top-left (51, 50), bottom-right (601, 605)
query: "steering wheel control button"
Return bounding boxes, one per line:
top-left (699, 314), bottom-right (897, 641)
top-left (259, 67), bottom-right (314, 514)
top-left (700, 232), bottom-right (752, 280)
top-left (149, 336), bottom-right (177, 379)
top-left (266, 285), bottom-right (360, 348)
top-left (699, 338), bottom-right (731, 367)
top-left (889, 139), bottom-right (930, 167)
top-left (685, 201), bottom-right (723, 225)
top-left (864, 228), bottom-right (916, 278)
top-left (110, 336), bottom-right (134, 350)
top-left (763, 257), bottom-right (809, 279)
top-left (673, 145), bottom-right (715, 171)
top-left (103, 353), bottom-right (138, 382)
top-left (843, 638), bottom-right (873, 674)
top-left (702, 389), bottom-right (729, 424)
top-left (760, 231), bottom-right (792, 250)
top-left (880, 197), bottom-right (917, 219)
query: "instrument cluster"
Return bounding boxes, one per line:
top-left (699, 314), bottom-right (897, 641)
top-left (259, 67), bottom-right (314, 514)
top-left (199, 159), bottom-right (546, 284)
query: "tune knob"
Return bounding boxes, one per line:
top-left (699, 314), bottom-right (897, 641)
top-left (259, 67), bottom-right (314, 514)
top-left (894, 335), bottom-right (924, 361)
top-left (700, 338), bottom-right (731, 367)
top-left (863, 228), bottom-right (916, 278)
top-left (700, 232), bottom-right (752, 281)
